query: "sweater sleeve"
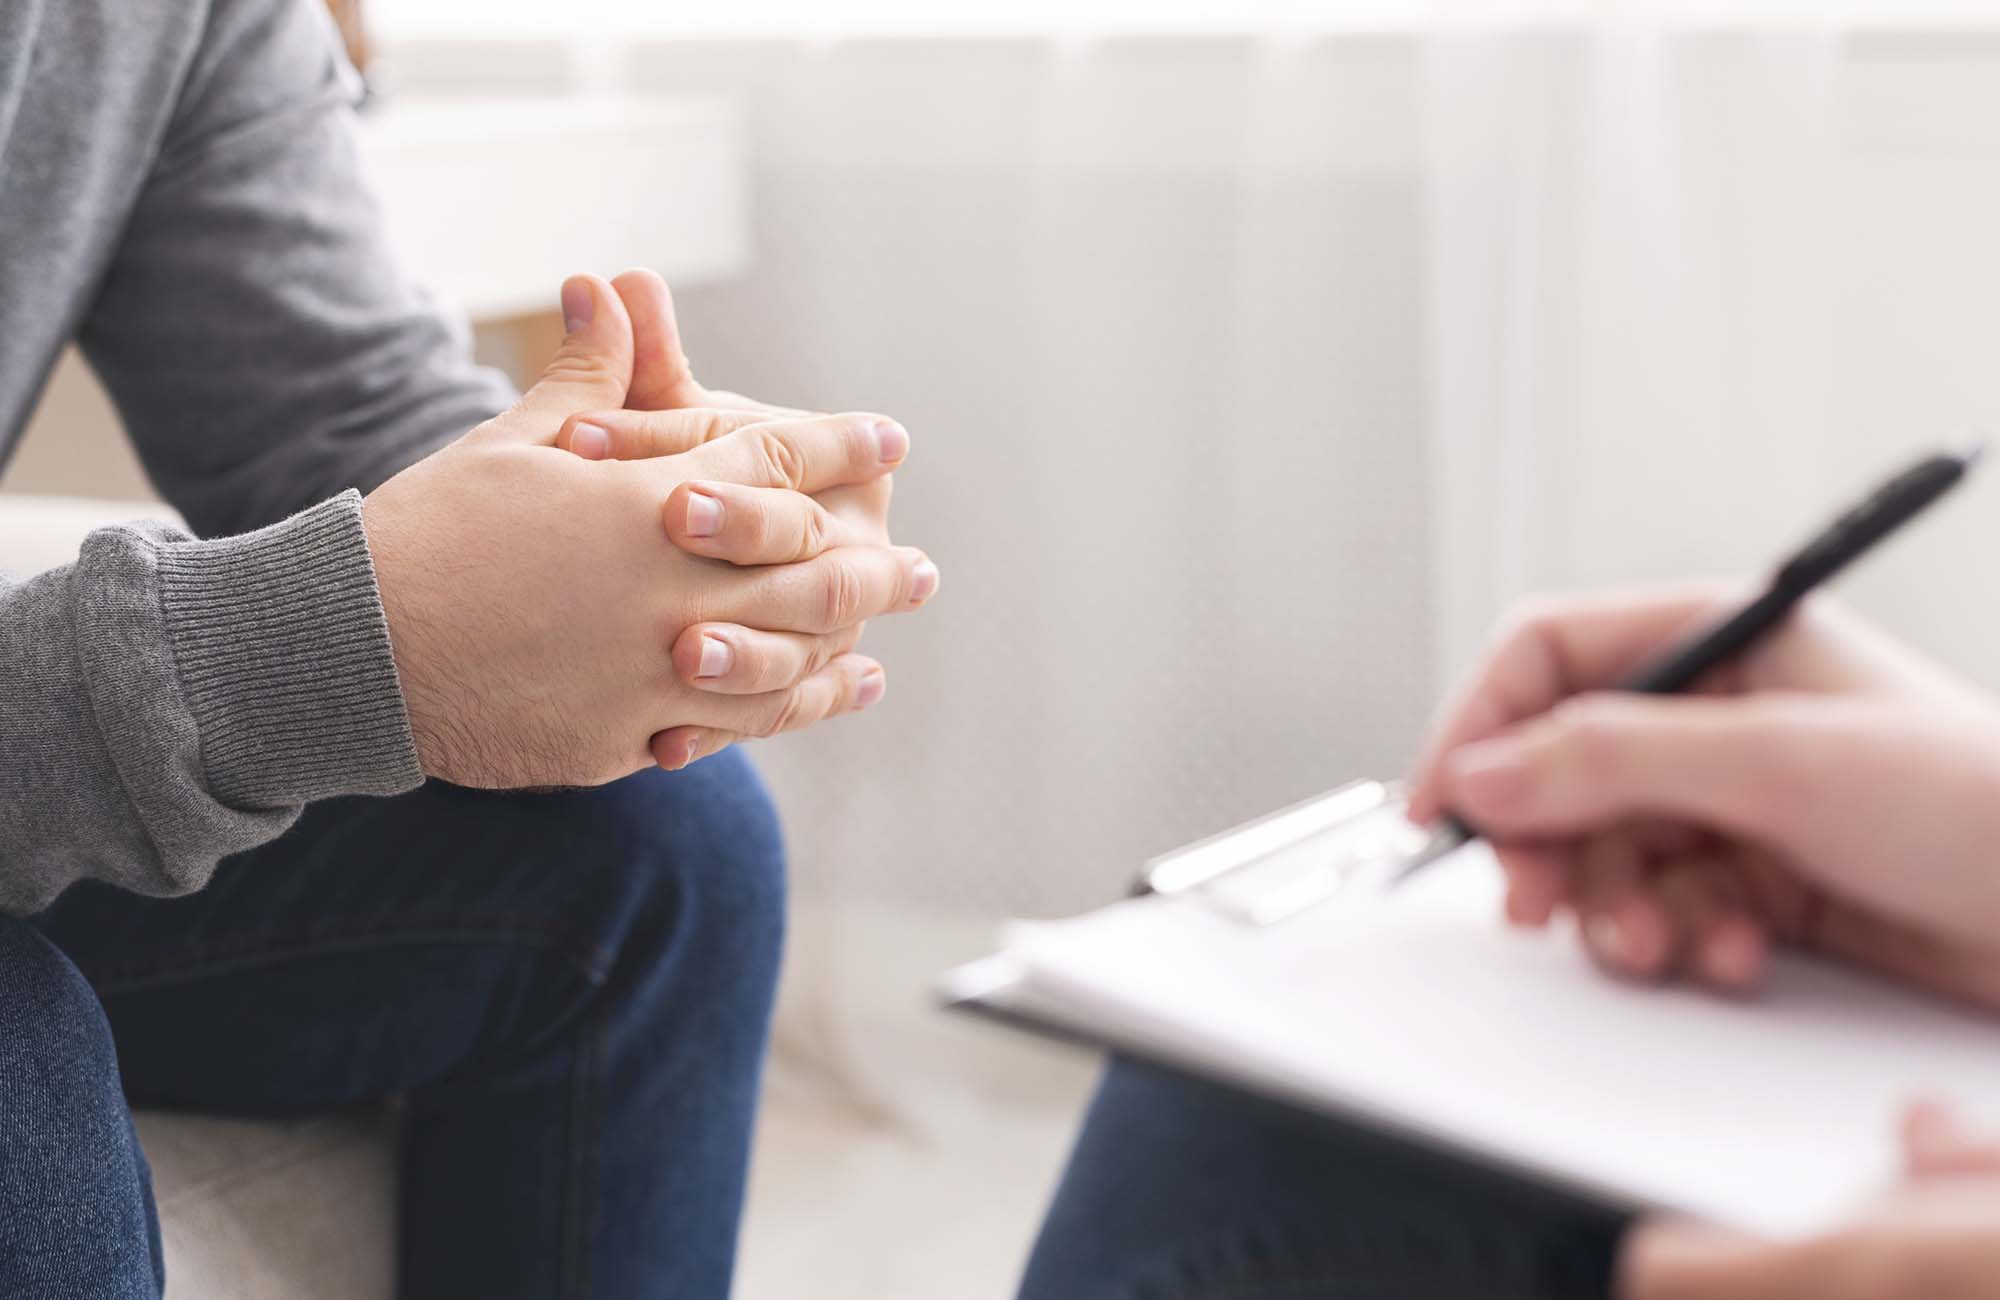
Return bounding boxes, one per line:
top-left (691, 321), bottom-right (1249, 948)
top-left (0, 492), bottom-right (422, 916)
top-left (74, 0), bottom-right (516, 540)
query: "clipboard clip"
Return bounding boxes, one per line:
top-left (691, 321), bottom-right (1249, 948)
top-left (1137, 780), bottom-right (1454, 927)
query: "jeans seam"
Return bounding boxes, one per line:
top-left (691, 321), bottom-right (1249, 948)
top-left (80, 927), bottom-right (616, 998)
top-left (561, 1001), bottom-right (605, 1300)
top-left (586, 1009), bottom-right (603, 1300)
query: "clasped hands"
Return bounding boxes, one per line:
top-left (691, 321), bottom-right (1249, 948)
top-left (363, 269), bottom-right (937, 788)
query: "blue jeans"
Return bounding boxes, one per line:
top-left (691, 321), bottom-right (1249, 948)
top-left (1020, 1058), bottom-right (1630, 1300)
top-left (0, 750), bottom-right (785, 1300)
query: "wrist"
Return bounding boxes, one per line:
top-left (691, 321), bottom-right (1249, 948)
top-left (360, 484), bottom-right (450, 779)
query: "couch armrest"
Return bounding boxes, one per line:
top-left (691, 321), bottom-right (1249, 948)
top-left (0, 494), bottom-right (185, 574)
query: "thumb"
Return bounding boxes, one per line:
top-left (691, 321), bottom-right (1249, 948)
top-left (1440, 694), bottom-right (1803, 844)
top-left (613, 267), bottom-right (708, 411)
top-left (495, 274), bottom-right (635, 438)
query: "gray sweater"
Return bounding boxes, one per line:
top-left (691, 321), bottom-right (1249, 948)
top-left (0, 0), bottom-right (518, 913)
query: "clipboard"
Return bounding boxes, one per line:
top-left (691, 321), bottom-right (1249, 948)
top-left (937, 782), bottom-right (2000, 1239)
top-left (1131, 779), bottom-right (1436, 924)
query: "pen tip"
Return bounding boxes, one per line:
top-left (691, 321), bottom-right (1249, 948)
top-left (1962, 438), bottom-right (1988, 471)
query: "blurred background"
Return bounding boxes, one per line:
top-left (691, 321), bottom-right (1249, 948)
top-left (14, 1), bottom-right (2000, 1294)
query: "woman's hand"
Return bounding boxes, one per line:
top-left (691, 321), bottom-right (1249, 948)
top-left (1621, 1103), bottom-right (2000, 1300)
top-left (1403, 585), bottom-right (2000, 1007)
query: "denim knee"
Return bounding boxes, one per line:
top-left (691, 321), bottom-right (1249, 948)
top-left (572, 748), bottom-right (787, 999)
top-left (0, 916), bottom-right (123, 1105)
top-left (0, 916), bottom-right (159, 1299)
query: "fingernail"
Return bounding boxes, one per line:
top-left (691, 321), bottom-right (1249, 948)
top-left (570, 422), bottom-right (610, 460)
top-left (873, 418), bottom-right (910, 464)
top-left (855, 670), bottom-right (887, 709)
top-left (909, 558), bottom-right (940, 605)
top-left (684, 490), bottom-right (724, 538)
top-left (1448, 739), bottom-right (1529, 813)
top-left (695, 634), bottom-right (733, 680)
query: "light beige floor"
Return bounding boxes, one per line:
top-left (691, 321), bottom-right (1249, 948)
top-left (737, 902), bottom-right (1100, 1300)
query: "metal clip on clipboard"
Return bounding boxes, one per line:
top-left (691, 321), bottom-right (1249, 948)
top-left (1138, 780), bottom-right (1451, 927)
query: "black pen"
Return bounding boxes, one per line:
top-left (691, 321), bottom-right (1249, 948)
top-left (1390, 441), bottom-right (1985, 887)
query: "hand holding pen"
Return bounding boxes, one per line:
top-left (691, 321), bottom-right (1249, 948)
top-left (1399, 450), bottom-right (2000, 1001)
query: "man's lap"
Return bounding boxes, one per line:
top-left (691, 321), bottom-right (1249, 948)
top-left (30, 748), bottom-right (785, 1116)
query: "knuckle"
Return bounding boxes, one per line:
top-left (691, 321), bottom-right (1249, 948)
top-left (752, 427), bottom-right (807, 488)
top-left (764, 686), bottom-right (812, 737)
top-left (743, 696), bottom-right (784, 739)
top-left (802, 633), bottom-right (840, 677)
top-left (540, 347), bottom-right (620, 390)
top-left (796, 501), bottom-right (831, 560)
top-left (695, 411), bottom-right (738, 444)
top-left (1494, 595), bottom-right (1565, 654)
top-left (632, 414), bottom-right (675, 457)
top-left (1544, 695), bottom-right (1627, 773)
top-left (817, 558), bottom-right (866, 630)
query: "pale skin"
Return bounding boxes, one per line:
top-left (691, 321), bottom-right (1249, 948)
top-left (556, 268), bottom-right (918, 770)
top-left (1403, 584), bottom-right (2000, 1299)
top-left (362, 270), bottom-right (936, 788)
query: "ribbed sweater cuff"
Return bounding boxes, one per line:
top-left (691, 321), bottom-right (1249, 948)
top-left (154, 491), bottom-right (423, 807)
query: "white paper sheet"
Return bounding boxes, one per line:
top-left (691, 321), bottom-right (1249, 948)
top-left (976, 848), bottom-right (2000, 1238)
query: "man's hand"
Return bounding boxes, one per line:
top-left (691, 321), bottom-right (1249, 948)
top-left (545, 268), bottom-right (928, 770)
top-left (1621, 1102), bottom-right (2000, 1300)
top-left (596, 266), bottom-right (806, 420)
top-left (1404, 585), bottom-right (2000, 1008)
top-left (361, 274), bottom-right (935, 788)
top-left (554, 269), bottom-right (888, 561)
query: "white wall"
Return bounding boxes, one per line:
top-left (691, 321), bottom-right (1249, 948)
top-left (1422, 28), bottom-right (2000, 684)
